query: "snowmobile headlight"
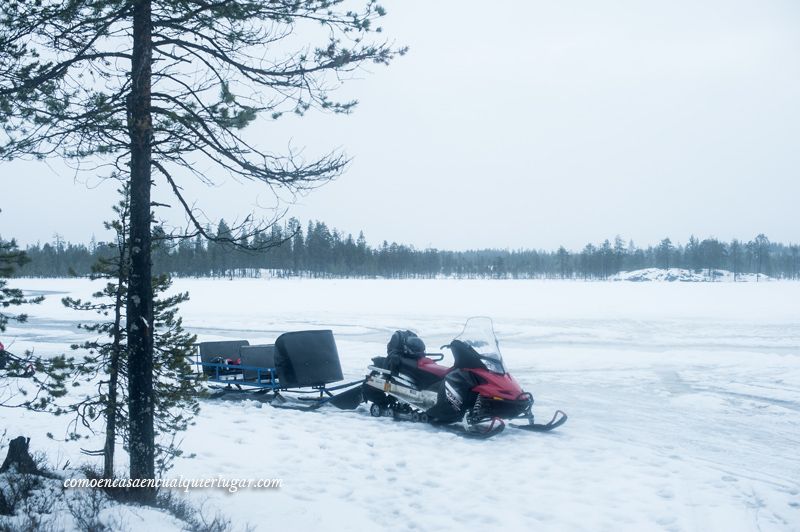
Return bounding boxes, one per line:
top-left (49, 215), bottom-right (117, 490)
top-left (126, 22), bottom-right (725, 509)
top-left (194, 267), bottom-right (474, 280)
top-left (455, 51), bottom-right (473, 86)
top-left (480, 357), bottom-right (505, 374)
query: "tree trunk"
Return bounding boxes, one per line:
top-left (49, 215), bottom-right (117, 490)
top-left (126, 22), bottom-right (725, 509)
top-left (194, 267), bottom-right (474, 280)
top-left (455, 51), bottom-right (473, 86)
top-left (103, 254), bottom-right (125, 480)
top-left (103, 350), bottom-right (119, 479)
top-left (127, 0), bottom-right (155, 503)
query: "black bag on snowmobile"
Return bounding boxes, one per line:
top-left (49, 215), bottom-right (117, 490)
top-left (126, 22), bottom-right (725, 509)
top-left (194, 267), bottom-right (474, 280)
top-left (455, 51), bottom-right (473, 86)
top-left (387, 330), bottom-right (426, 358)
top-left (386, 330), bottom-right (426, 376)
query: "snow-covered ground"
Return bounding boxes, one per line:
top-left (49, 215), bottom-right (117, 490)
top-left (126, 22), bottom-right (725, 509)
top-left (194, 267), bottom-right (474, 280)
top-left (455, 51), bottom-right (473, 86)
top-left (2, 278), bottom-right (799, 531)
top-left (611, 268), bottom-right (771, 282)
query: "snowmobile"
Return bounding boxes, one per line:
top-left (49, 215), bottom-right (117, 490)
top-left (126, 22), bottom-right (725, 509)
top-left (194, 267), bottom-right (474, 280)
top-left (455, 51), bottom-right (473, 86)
top-left (363, 317), bottom-right (567, 438)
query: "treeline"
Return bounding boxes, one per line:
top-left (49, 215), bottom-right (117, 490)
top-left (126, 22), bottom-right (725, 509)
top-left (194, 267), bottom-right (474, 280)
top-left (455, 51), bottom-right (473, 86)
top-left (12, 219), bottom-right (800, 280)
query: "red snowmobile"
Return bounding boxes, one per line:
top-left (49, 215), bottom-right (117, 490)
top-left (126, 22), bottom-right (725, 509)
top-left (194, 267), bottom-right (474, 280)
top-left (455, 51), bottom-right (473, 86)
top-left (363, 317), bottom-right (567, 438)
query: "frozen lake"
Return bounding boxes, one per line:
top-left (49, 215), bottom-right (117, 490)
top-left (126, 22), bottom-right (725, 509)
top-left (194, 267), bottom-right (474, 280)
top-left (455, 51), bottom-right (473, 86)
top-left (3, 278), bottom-right (799, 531)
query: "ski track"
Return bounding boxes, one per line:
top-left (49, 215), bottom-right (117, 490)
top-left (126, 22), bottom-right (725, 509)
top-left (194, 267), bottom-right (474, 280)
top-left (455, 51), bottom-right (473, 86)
top-left (2, 278), bottom-right (799, 532)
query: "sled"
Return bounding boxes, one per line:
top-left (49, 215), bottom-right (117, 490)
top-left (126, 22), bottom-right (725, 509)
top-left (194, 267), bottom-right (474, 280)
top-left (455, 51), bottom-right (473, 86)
top-left (195, 330), bottom-right (363, 410)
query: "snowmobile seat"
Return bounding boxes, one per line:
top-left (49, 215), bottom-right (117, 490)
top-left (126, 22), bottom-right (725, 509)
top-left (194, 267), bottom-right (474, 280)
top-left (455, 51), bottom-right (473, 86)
top-left (239, 344), bottom-right (276, 382)
top-left (417, 357), bottom-right (451, 378)
top-left (198, 340), bottom-right (249, 376)
top-left (275, 330), bottom-right (343, 388)
top-left (369, 354), bottom-right (443, 390)
top-left (397, 357), bottom-right (444, 390)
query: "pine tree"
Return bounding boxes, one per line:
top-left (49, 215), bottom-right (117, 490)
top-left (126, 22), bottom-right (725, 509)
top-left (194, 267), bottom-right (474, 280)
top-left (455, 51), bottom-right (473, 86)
top-left (1, 1), bottom-right (404, 499)
top-left (0, 229), bottom-right (43, 333)
top-left (612, 236), bottom-right (625, 275)
top-left (0, 213), bottom-right (45, 383)
top-left (730, 239), bottom-right (742, 281)
top-left (580, 244), bottom-right (597, 280)
top-left (699, 238), bottom-right (726, 278)
top-left (600, 239), bottom-right (612, 279)
top-left (752, 234), bottom-right (771, 281)
top-left (686, 235), bottom-right (700, 271)
top-left (60, 187), bottom-right (131, 479)
top-left (290, 219), bottom-right (305, 274)
top-left (32, 187), bottom-right (201, 480)
top-left (149, 273), bottom-right (200, 475)
top-left (557, 246), bottom-right (570, 279)
top-left (657, 238), bottom-right (674, 269)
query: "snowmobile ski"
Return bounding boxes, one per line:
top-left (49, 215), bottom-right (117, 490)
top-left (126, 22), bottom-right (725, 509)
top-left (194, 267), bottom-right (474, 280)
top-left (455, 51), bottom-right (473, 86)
top-left (439, 417), bottom-right (506, 439)
top-left (510, 410), bottom-right (568, 432)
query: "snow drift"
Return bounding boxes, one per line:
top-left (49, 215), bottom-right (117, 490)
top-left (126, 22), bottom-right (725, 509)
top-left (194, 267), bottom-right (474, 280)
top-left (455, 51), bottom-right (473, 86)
top-left (611, 268), bottom-right (771, 282)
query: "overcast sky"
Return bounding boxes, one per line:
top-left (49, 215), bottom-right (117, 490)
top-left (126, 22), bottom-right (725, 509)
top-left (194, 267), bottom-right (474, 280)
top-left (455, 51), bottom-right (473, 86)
top-left (2, 0), bottom-right (799, 251)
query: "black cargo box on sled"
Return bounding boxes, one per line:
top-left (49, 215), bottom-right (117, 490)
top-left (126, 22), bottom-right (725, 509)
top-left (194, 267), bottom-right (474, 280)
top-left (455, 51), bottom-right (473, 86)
top-left (274, 330), bottom-right (343, 387)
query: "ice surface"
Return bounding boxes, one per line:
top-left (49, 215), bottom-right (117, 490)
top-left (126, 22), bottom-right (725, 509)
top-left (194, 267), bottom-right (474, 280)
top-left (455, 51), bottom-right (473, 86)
top-left (2, 278), bottom-right (799, 531)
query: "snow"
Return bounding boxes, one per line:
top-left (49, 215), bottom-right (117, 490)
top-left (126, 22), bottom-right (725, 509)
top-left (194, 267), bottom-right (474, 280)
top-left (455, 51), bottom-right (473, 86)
top-left (2, 278), bottom-right (799, 531)
top-left (612, 268), bottom-right (772, 282)
top-left (0, 468), bottom-right (187, 531)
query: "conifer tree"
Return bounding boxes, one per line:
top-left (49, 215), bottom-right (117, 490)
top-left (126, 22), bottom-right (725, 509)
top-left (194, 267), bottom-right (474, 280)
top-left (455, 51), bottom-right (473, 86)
top-left (59, 187), bottom-right (131, 479)
top-left (657, 238), bottom-right (674, 269)
top-left (0, 213), bottom-right (45, 384)
top-left (752, 234), bottom-right (771, 281)
top-left (557, 246), bottom-right (570, 279)
top-left (1, 1), bottom-right (403, 498)
top-left (0, 216), bottom-right (43, 334)
top-left (30, 187), bottom-right (201, 480)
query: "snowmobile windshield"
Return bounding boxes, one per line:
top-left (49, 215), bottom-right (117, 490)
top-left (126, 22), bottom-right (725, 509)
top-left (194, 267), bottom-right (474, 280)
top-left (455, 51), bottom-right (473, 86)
top-left (454, 317), bottom-right (506, 374)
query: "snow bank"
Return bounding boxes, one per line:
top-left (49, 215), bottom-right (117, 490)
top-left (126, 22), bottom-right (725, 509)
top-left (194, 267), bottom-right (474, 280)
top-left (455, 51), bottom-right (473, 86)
top-left (0, 467), bottom-right (187, 531)
top-left (612, 268), bottom-right (771, 282)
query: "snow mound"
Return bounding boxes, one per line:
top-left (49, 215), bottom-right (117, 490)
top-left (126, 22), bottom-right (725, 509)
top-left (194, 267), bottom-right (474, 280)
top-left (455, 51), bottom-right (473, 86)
top-left (0, 468), bottom-right (192, 532)
top-left (611, 268), bottom-right (771, 282)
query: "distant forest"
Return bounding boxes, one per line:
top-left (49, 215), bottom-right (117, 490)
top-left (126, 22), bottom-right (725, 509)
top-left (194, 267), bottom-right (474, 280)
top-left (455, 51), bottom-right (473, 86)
top-left (11, 219), bottom-right (800, 280)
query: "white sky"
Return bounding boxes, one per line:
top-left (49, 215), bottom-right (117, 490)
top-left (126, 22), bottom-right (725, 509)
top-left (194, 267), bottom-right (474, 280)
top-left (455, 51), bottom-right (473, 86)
top-left (2, 0), bottom-right (799, 251)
